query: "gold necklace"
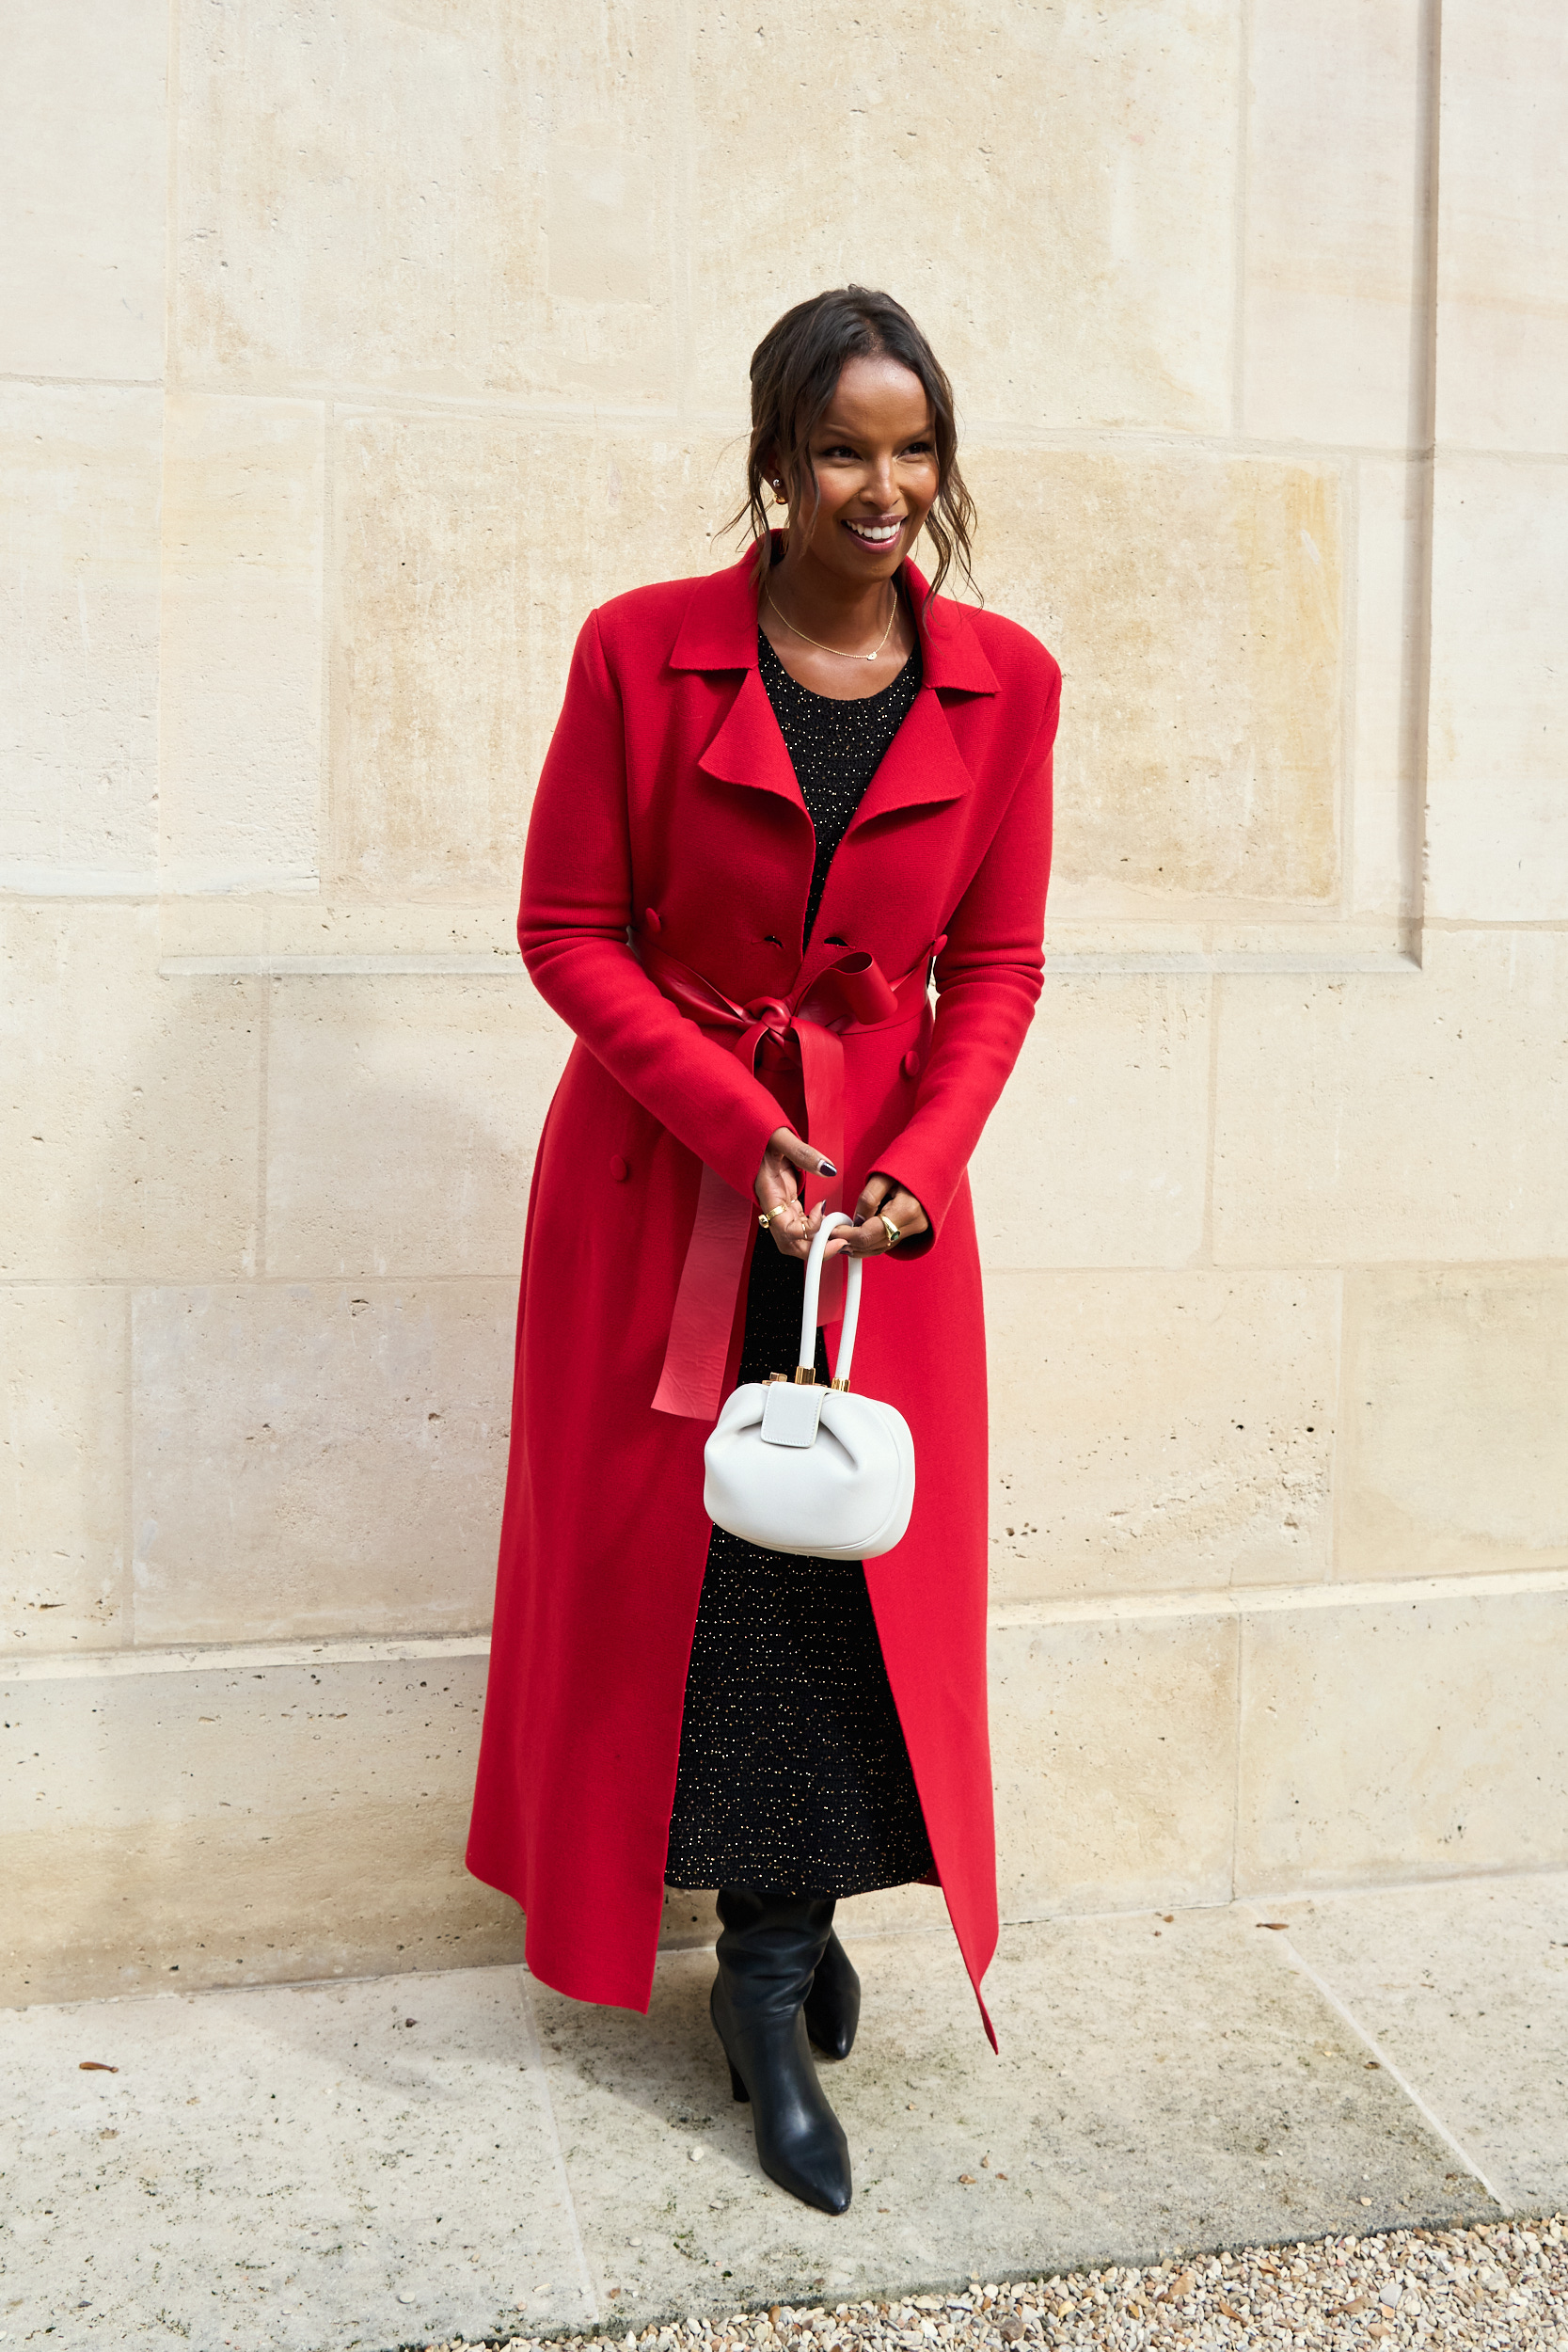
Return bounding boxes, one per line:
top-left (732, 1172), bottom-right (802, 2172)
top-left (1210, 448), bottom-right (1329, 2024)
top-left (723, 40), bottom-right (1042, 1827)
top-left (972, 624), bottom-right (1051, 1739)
top-left (765, 581), bottom-right (900, 663)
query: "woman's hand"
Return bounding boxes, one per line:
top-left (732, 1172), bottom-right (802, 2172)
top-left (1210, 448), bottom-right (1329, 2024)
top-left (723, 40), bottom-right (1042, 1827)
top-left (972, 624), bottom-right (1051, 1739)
top-left (830, 1169), bottom-right (929, 1258)
top-left (753, 1127), bottom-right (838, 1261)
top-left (754, 1134), bottom-right (928, 1262)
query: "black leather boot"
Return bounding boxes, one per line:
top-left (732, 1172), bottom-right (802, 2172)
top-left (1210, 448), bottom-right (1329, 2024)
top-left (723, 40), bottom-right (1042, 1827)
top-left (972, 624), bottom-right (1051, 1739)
top-left (803, 1926), bottom-right (861, 2061)
top-left (711, 1885), bottom-right (852, 2215)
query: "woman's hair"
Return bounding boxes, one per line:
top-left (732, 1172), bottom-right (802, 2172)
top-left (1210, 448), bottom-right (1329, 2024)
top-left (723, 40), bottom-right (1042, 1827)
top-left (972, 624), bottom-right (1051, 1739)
top-left (726, 286), bottom-right (977, 610)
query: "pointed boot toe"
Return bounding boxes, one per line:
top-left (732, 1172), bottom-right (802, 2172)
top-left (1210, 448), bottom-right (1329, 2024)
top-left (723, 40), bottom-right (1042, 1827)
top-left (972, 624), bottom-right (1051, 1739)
top-left (774, 2132), bottom-right (852, 2217)
top-left (803, 1929), bottom-right (861, 2061)
top-left (712, 1985), bottom-right (851, 2215)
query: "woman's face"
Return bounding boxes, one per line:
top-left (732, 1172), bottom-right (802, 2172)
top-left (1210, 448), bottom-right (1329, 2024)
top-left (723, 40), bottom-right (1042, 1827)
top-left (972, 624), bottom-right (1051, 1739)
top-left (777, 356), bottom-right (940, 587)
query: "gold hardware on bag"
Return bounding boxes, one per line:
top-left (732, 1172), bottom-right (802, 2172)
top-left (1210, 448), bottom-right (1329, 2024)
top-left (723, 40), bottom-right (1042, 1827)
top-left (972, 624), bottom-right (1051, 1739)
top-left (794, 1365), bottom-right (816, 1385)
top-left (831, 1376), bottom-right (850, 1391)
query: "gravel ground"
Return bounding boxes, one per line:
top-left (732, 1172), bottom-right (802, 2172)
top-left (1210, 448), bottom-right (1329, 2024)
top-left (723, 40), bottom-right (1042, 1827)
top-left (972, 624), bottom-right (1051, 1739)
top-left (420, 2217), bottom-right (1568, 2352)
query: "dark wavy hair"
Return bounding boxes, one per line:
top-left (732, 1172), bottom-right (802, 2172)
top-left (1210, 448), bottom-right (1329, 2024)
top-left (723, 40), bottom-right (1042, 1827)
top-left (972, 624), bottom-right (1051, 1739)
top-left (725, 286), bottom-right (977, 612)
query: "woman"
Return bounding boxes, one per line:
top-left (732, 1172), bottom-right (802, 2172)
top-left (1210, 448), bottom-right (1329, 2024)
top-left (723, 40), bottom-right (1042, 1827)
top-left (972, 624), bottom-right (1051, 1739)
top-left (467, 287), bottom-right (1060, 2216)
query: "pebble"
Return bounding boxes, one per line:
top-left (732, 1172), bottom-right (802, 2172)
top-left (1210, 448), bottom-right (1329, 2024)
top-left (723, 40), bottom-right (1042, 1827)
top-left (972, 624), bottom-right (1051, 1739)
top-left (417, 2215), bottom-right (1568, 2350)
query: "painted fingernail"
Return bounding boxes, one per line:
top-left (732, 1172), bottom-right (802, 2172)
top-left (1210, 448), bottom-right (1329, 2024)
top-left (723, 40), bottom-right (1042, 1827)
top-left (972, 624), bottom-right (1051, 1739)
top-left (816, 1158), bottom-right (838, 1176)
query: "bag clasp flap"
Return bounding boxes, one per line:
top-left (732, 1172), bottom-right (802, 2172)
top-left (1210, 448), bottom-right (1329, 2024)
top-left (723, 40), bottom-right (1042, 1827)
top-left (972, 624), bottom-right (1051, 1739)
top-left (760, 1381), bottom-right (825, 1448)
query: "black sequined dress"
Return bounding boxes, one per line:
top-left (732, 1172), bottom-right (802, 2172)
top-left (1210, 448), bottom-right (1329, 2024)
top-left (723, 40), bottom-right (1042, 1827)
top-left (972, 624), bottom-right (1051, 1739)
top-left (663, 626), bottom-right (936, 1899)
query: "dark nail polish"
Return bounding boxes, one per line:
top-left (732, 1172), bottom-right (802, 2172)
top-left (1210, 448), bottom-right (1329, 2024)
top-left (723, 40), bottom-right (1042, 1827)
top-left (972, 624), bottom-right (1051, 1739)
top-left (817, 1158), bottom-right (838, 1176)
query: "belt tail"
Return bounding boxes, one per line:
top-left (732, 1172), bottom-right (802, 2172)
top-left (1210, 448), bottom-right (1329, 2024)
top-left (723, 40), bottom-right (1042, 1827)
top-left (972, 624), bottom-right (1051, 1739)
top-left (651, 1161), bottom-right (754, 1420)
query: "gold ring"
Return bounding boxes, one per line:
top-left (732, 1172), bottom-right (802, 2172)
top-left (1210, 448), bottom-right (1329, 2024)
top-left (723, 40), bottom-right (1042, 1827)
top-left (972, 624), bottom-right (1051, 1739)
top-left (879, 1213), bottom-right (901, 1248)
top-left (758, 1211), bottom-right (774, 1232)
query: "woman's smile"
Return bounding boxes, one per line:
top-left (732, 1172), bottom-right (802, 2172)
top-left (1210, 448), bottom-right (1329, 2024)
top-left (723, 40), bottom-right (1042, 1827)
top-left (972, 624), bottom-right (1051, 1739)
top-left (843, 516), bottom-right (905, 548)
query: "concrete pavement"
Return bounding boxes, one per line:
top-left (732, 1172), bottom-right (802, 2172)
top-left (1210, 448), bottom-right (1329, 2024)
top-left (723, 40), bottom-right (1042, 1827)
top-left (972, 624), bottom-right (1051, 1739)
top-left (2, 1871), bottom-right (1565, 2352)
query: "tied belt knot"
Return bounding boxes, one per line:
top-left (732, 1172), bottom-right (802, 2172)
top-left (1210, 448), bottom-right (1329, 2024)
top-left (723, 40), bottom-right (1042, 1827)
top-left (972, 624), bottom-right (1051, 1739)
top-left (635, 933), bottom-right (940, 1420)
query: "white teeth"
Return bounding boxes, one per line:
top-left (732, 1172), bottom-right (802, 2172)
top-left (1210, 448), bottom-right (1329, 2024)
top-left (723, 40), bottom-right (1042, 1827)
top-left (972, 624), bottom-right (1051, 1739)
top-left (847, 523), bottom-right (900, 542)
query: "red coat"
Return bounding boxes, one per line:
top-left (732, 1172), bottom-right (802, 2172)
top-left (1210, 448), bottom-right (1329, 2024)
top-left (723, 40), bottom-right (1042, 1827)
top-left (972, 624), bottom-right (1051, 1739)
top-left (467, 547), bottom-right (1059, 2045)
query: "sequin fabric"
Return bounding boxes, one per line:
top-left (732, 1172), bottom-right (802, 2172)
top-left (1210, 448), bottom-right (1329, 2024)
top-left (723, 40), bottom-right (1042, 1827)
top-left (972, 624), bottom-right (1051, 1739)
top-left (758, 626), bottom-right (923, 947)
top-left (664, 624), bottom-right (933, 1899)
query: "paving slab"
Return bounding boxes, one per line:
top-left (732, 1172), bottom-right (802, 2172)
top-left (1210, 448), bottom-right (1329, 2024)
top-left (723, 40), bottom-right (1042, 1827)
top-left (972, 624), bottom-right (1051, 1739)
top-left (1273, 1869), bottom-right (1568, 2214)
top-left (533, 1905), bottom-right (1497, 2324)
top-left (0, 1902), bottom-right (1506, 2352)
top-left (0, 1967), bottom-right (593, 2352)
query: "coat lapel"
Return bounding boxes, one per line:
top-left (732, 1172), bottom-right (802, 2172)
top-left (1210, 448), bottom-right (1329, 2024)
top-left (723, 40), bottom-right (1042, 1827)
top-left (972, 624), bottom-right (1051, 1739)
top-left (695, 667), bottom-right (804, 810)
top-left (672, 550), bottom-right (804, 812)
top-left (842, 565), bottom-right (1000, 837)
top-left (841, 679), bottom-right (975, 835)
top-left (670, 544), bottom-right (1002, 827)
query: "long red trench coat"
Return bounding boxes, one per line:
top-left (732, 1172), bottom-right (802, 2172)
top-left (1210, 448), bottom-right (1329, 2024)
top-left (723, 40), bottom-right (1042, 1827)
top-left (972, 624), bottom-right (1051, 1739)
top-left (467, 546), bottom-right (1060, 2044)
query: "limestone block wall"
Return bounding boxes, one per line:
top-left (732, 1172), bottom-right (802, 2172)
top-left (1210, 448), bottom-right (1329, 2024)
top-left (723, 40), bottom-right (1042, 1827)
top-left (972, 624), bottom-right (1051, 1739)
top-left (3, 0), bottom-right (1565, 2005)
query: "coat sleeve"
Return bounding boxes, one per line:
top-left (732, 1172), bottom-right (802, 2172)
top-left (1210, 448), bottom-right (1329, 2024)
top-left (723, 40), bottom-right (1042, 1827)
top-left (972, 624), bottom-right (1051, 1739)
top-left (518, 612), bottom-right (786, 1198)
top-left (873, 661), bottom-right (1060, 1250)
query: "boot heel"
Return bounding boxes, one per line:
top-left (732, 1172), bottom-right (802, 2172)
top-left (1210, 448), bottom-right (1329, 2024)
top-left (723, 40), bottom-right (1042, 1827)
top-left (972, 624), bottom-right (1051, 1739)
top-left (726, 2056), bottom-right (750, 2104)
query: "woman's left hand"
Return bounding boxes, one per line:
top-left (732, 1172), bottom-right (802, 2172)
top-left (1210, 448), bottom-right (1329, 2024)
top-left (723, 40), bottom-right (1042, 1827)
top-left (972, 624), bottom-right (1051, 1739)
top-left (826, 1170), bottom-right (930, 1257)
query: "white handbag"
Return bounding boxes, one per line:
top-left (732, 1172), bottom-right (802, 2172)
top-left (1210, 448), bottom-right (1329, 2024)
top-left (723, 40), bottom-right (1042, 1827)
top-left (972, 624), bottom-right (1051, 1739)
top-left (703, 1212), bottom-right (916, 1561)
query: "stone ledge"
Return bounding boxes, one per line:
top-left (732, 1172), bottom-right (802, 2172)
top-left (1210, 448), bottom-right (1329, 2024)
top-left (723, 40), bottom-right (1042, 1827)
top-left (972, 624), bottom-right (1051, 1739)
top-left (2, 1632), bottom-right (493, 1681)
top-left (8, 1571), bottom-right (1568, 2006)
top-left (9, 1559), bottom-right (1568, 1682)
top-left (156, 948), bottom-right (1424, 979)
top-left (991, 1562), bottom-right (1568, 1629)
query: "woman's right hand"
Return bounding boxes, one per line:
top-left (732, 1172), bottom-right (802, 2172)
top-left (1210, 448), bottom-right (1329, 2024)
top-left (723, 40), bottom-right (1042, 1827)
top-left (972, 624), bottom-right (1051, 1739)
top-left (753, 1127), bottom-right (838, 1261)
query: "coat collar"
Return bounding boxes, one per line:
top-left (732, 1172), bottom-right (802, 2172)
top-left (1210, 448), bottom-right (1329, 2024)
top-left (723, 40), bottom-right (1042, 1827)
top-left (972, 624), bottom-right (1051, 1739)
top-left (675, 542), bottom-right (997, 824)
top-left (670, 540), bottom-right (1000, 695)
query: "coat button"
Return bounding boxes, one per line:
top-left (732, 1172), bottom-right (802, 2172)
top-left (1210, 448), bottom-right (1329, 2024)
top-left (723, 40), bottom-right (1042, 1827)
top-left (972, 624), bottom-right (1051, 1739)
top-left (902, 1049), bottom-right (921, 1079)
top-left (610, 1154), bottom-right (629, 1182)
top-left (642, 908), bottom-right (662, 935)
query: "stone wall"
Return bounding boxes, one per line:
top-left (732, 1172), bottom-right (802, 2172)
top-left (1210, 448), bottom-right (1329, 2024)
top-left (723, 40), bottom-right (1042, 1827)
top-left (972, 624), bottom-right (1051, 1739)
top-left (3, 0), bottom-right (1565, 2005)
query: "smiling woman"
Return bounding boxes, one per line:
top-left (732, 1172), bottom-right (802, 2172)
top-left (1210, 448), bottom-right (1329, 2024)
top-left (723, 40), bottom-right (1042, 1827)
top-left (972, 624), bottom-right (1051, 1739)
top-left (467, 286), bottom-right (1061, 2221)
top-left (735, 289), bottom-right (977, 646)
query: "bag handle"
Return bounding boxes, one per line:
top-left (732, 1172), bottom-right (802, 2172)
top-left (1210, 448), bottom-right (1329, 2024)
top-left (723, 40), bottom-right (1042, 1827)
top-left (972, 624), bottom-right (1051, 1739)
top-left (798, 1212), bottom-right (863, 1388)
